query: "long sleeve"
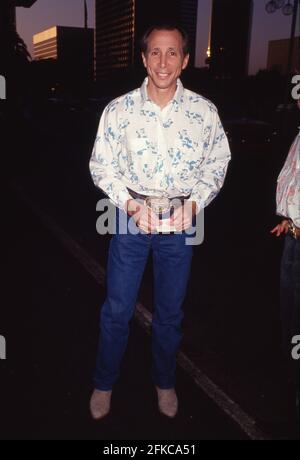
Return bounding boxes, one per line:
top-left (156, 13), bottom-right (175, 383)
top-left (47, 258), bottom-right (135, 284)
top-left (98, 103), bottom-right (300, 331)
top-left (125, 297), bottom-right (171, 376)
top-left (90, 81), bottom-right (231, 212)
top-left (276, 133), bottom-right (300, 227)
top-left (89, 105), bottom-right (131, 211)
top-left (188, 108), bottom-right (231, 212)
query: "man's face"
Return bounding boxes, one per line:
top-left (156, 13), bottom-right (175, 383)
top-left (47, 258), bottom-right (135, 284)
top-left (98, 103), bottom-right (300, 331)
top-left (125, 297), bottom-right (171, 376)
top-left (142, 29), bottom-right (189, 92)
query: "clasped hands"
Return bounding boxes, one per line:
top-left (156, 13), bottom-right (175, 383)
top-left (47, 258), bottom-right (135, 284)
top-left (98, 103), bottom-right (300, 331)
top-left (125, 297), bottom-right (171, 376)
top-left (125, 199), bottom-right (197, 233)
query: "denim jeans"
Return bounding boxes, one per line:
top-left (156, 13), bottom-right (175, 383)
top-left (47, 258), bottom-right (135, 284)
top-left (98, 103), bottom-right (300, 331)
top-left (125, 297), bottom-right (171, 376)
top-left (280, 234), bottom-right (300, 355)
top-left (94, 209), bottom-right (194, 390)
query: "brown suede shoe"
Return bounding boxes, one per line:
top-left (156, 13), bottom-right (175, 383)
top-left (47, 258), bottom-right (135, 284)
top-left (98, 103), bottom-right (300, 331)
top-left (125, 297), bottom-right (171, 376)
top-left (89, 389), bottom-right (112, 420)
top-left (156, 386), bottom-right (178, 418)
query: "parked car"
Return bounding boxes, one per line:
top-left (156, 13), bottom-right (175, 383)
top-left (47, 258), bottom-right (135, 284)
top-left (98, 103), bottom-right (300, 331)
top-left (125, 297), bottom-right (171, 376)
top-left (223, 118), bottom-right (278, 152)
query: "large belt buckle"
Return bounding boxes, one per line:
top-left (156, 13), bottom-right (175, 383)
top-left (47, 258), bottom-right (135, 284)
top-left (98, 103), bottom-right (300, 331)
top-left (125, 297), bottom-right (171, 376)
top-left (145, 196), bottom-right (176, 233)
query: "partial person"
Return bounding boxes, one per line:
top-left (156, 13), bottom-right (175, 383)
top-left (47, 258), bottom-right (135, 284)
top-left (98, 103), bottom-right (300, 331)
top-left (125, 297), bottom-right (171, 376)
top-left (271, 97), bottom-right (300, 353)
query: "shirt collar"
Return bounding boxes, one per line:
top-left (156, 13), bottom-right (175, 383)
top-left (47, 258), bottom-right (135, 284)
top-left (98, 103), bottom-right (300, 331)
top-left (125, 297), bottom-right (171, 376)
top-left (140, 77), bottom-right (184, 108)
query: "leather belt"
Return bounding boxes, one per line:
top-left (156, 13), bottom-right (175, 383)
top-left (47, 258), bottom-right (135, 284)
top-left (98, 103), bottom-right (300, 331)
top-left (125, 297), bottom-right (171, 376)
top-left (127, 187), bottom-right (190, 203)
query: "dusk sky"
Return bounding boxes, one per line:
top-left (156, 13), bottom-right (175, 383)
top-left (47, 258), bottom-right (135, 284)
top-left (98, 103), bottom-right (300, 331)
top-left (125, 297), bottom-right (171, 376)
top-left (16, 0), bottom-right (300, 75)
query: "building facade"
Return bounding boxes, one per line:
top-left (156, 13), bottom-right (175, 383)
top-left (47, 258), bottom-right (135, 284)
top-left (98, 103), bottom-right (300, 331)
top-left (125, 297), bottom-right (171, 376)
top-left (267, 37), bottom-right (300, 75)
top-left (33, 26), bottom-right (58, 60)
top-left (207, 0), bottom-right (253, 78)
top-left (95, 0), bottom-right (135, 78)
top-left (95, 0), bottom-right (198, 80)
top-left (33, 26), bottom-right (94, 83)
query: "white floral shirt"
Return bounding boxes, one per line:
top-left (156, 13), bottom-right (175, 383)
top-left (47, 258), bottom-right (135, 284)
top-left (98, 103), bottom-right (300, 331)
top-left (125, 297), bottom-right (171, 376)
top-left (276, 129), bottom-right (300, 227)
top-left (89, 78), bottom-right (231, 212)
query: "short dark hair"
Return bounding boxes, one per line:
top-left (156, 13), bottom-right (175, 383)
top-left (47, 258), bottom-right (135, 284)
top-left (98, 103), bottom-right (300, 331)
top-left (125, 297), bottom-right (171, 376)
top-left (140, 23), bottom-right (190, 56)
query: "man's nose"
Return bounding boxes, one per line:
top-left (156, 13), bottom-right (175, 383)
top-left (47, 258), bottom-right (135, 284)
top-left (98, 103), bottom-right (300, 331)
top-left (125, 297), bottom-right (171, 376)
top-left (159, 54), bottom-right (167, 68)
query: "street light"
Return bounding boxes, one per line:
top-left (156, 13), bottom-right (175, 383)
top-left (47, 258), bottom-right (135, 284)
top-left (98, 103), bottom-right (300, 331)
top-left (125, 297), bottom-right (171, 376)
top-left (265, 0), bottom-right (294, 14)
top-left (282, 1), bottom-right (295, 15)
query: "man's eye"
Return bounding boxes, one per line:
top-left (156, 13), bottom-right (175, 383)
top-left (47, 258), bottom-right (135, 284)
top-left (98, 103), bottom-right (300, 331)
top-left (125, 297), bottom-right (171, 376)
top-left (151, 51), bottom-right (159, 56)
top-left (169, 51), bottom-right (176, 56)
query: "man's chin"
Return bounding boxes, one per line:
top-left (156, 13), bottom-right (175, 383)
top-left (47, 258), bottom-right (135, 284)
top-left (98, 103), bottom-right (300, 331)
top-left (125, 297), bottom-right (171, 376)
top-left (153, 79), bottom-right (176, 90)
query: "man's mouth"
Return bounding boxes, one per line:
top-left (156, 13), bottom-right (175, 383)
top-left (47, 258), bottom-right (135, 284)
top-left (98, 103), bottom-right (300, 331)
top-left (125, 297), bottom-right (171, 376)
top-left (157, 72), bottom-right (170, 78)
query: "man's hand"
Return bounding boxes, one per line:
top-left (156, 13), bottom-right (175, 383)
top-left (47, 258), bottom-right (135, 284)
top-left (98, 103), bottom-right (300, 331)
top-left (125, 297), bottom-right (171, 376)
top-left (169, 201), bottom-right (198, 232)
top-left (270, 219), bottom-right (289, 237)
top-left (126, 199), bottom-right (159, 233)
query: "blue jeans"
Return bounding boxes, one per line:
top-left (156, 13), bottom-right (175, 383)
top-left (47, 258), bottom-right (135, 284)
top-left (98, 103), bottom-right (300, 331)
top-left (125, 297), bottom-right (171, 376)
top-left (94, 209), bottom-right (194, 390)
top-left (280, 234), bottom-right (300, 355)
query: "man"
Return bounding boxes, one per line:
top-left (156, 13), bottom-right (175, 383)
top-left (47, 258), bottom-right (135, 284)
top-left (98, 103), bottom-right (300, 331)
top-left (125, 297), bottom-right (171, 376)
top-left (89, 24), bottom-right (231, 419)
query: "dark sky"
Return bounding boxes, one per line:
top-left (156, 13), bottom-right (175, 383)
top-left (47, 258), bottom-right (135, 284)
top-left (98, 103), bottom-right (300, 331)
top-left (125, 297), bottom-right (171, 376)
top-left (16, 0), bottom-right (300, 75)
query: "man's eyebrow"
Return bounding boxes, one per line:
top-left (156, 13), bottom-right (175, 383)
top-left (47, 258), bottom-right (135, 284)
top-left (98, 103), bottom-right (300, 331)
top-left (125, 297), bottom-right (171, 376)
top-left (149, 46), bottom-right (178, 51)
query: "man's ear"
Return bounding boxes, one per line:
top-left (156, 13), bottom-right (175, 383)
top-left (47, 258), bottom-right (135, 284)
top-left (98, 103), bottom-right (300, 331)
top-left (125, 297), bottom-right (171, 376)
top-left (141, 53), bottom-right (147, 68)
top-left (182, 53), bottom-right (190, 70)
